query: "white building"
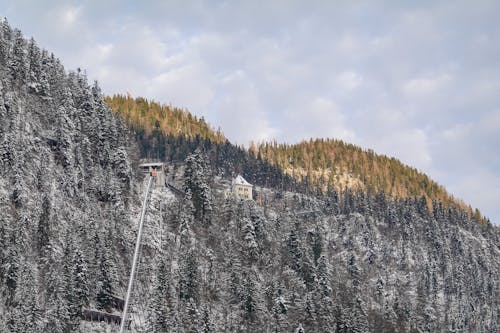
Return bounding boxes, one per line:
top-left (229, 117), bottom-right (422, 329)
top-left (231, 175), bottom-right (253, 200)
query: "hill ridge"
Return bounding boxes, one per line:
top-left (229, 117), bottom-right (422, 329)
top-left (106, 95), bottom-right (487, 223)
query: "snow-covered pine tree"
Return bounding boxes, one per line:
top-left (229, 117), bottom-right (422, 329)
top-left (149, 257), bottom-right (175, 332)
top-left (313, 255), bottom-right (334, 331)
top-left (7, 261), bottom-right (42, 333)
top-left (295, 323), bottom-right (305, 333)
top-left (183, 149), bottom-right (213, 224)
top-left (0, 19), bottom-right (13, 66)
top-left (44, 247), bottom-right (71, 333)
top-left (8, 29), bottom-right (28, 84)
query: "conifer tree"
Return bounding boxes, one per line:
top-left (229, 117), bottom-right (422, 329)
top-left (8, 262), bottom-right (41, 333)
top-left (313, 255), bottom-right (334, 331)
top-left (183, 149), bottom-right (213, 223)
top-left (295, 323), bottom-right (305, 333)
top-left (179, 248), bottom-right (200, 304)
top-left (242, 218), bottom-right (259, 264)
top-left (271, 286), bottom-right (288, 332)
top-left (94, 230), bottom-right (116, 312)
top-left (8, 29), bottom-right (28, 84)
top-left (0, 19), bottom-right (13, 66)
top-left (44, 249), bottom-right (70, 333)
top-left (200, 305), bottom-right (215, 333)
top-left (3, 232), bottom-right (20, 306)
top-left (68, 246), bottom-right (89, 325)
top-left (150, 257), bottom-right (174, 332)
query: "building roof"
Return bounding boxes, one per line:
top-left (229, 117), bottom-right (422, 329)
top-left (139, 162), bottom-right (164, 167)
top-left (233, 175), bottom-right (253, 187)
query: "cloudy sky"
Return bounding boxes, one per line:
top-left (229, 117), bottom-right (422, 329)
top-left (2, 0), bottom-right (499, 223)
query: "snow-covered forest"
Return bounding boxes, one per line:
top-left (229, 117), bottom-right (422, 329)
top-left (136, 150), bottom-right (500, 333)
top-left (0, 19), bottom-right (498, 333)
top-left (0, 19), bottom-right (136, 332)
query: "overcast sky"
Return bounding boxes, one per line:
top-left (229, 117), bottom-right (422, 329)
top-left (2, 0), bottom-right (499, 223)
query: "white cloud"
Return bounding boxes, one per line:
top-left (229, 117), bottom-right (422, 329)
top-left (354, 107), bottom-right (432, 171)
top-left (214, 70), bottom-right (278, 145)
top-left (335, 71), bottom-right (364, 91)
top-left (148, 62), bottom-right (215, 114)
top-left (337, 33), bottom-right (360, 54)
top-left (97, 43), bottom-right (113, 57)
top-left (62, 6), bottom-right (80, 26)
top-left (446, 169), bottom-right (500, 225)
top-left (402, 74), bottom-right (451, 97)
top-left (442, 123), bottom-right (471, 141)
top-left (289, 97), bottom-right (355, 143)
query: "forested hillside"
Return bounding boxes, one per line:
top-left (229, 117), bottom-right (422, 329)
top-left (0, 20), bottom-right (137, 332)
top-left (0, 20), bottom-right (498, 333)
top-left (250, 139), bottom-right (483, 219)
top-left (106, 95), bottom-right (305, 193)
top-left (106, 95), bottom-right (487, 223)
top-left (105, 94), bottom-right (225, 160)
top-left (136, 150), bottom-right (500, 332)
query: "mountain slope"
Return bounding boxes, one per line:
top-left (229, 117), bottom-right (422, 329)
top-left (134, 151), bottom-right (500, 332)
top-left (105, 94), bottom-right (225, 144)
top-left (250, 139), bottom-right (483, 220)
top-left (105, 94), bottom-right (226, 160)
top-left (0, 20), bottom-right (137, 332)
top-left (105, 94), bottom-right (304, 193)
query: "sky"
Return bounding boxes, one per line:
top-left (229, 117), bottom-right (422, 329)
top-left (1, 0), bottom-right (499, 223)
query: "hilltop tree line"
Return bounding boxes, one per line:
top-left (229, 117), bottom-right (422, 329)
top-left (250, 139), bottom-right (489, 222)
top-left (105, 94), bottom-right (226, 156)
top-left (105, 95), bottom-right (308, 193)
top-left (105, 95), bottom-right (488, 223)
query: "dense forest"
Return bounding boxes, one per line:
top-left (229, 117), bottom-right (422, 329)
top-left (0, 19), bottom-right (137, 332)
top-left (105, 94), bottom-right (226, 159)
top-left (146, 151), bottom-right (499, 333)
top-left (249, 139), bottom-right (484, 220)
top-left (105, 95), bottom-right (308, 194)
top-left (0, 20), bottom-right (498, 333)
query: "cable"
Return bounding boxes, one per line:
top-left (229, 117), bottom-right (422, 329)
top-left (119, 176), bottom-right (153, 333)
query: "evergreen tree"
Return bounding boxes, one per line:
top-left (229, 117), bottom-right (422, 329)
top-left (150, 258), bottom-right (174, 332)
top-left (183, 149), bottom-right (213, 223)
top-left (3, 231), bottom-right (20, 306)
top-left (68, 246), bottom-right (89, 326)
top-left (0, 19), bottom-right (13, 66)
top-left (95, 231), bottom-right (116, 312)
top-left (36, 194), bottom-right (51, 254)
top-left (339, 254), bottom-right (368, 333)
top-left (242, 218), bottom-right (259, 264)
top-left (180, 298), bottom-right (200, 333)
top-left (241, 272), bottom-right (259, 331)
top-left (270, 286), bottom-right (288, 332)
top-left (8, 29), bottom-right (28, 84)
top-left (44, 249), bottom-right (70, 333)
top-left (295, 323), bottom-right (305, 333)
top-left (7, 262), bottom-right (41, 333)
top-left (313, 255), bottom-right (334, 331)
top-left (179, 248), bottom-right (200, 304)
top-left (200, 305), bottom-right (215, 333)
